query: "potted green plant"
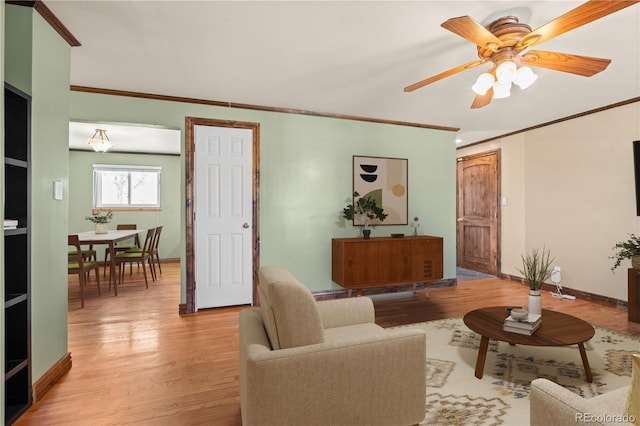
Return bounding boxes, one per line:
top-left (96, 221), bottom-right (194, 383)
top-left (517, 246), bottom-right (554, 315)
top-left (342, 191), bottom-right (387, 239)
top-left (85, 209), bottom-right (113, 234)
top-left (611, 234), bottom-right (640, 271)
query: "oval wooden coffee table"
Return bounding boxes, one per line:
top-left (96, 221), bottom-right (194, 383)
top-left (463, 306), bottom-right (595, 382)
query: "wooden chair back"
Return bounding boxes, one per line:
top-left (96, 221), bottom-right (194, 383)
top-left (141, 228), bottom-right (155, 255)
top-left (68, 234), bottom-right (85, 268)
top-left (150, 225), bottom-right (163, 275)
top-left (151, 226), bottom-right (162, 253)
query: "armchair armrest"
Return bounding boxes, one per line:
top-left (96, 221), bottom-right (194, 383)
top-left (316, 297), bottom-right (374, 328)
top-left (530, 378), bottom-right (630, 426)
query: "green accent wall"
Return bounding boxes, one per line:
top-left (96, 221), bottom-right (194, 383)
top-left (4, 5), bottom-right (32, 93)
top-left (5, 4), bottom-right (71, 384)
top-left (69, 92), bottom-right (457, 296)
top-left (30, 4), bottom-right (71, 384)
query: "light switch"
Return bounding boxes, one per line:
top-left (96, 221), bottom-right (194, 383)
top-left (501, 196), bottom-right (508, 206)
top-left (53, 180), bottom-right (63, 200)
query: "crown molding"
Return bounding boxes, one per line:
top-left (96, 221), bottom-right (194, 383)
top-left (7, 0), bottom-right (81, 46)
top-left (70, 85), bottom-right (459, 132)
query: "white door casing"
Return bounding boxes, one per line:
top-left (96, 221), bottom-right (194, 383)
top-left (194, 125), bottom-right (253, 309)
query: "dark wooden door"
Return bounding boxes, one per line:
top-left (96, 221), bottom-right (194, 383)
top-left (456, 151), bottom-right (500, 275)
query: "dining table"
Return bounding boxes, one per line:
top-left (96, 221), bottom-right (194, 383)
top-left (75, 229), bottom-right (143, 296)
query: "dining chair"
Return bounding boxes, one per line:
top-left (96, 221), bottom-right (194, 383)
top-left (68, 234), bottom-right (101, 308)
top-left (114, 228), bottom-right (155, 289)
top-left (68, 246), bottom-right (97, 280)
top-left (103, 224), bottom-right (141, 277)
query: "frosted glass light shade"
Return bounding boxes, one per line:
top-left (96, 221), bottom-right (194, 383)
top-left (471, 73), bottom-right (495, 95)
top-left (87, 129), bottom-right (114, 153)
top-left (514, 66), bottom-right (538, 90)
top-left (492, 81), bottom-right (511, 99)
top-left (496, 61), bottom-right (517, 84)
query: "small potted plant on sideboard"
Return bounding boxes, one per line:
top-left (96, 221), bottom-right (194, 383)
top-left (342, 191), bottom-right (387, 239)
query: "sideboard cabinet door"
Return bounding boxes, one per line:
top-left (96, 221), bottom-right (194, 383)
top-left (340, 240), bottom-right (379, 286)
top-left (377, 239), bottom-right (412, 284)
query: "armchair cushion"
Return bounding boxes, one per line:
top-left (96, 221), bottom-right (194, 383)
top-left (258, 266), bottom-right (323, 350)
top-left (316, 297), bottom-right (375, 328)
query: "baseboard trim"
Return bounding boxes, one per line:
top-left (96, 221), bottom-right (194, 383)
top-left (499, 273), bottom-right (628, 311)
top-left (179, 303), bottom-right (189, 315)
top-left (312, 279), bottom-right (457, 301)
top-left (33, 352), bottom-right (72, 403)
top-left (316, 274), bottom-right (630, 312)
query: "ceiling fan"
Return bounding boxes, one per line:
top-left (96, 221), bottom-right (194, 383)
top-left (404, 0), bottom-right (640, 109)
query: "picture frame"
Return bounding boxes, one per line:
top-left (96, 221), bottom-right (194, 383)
top-left (352, 155), bottom-right (408, 225)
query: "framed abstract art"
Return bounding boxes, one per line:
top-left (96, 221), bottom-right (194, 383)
top-left (352, 155), bottom-right (408, 225)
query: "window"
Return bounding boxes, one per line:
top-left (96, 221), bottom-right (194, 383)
top-left (93, 164), bottom-right (161, 209)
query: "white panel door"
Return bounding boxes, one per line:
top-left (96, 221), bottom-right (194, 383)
top-left (195, 125), bottom-right (253, 309)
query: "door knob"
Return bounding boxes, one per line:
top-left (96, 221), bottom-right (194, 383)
top-left (242, 223), bottom-right (250, 229)
top-left (457, 218), bottom-right (463, 222)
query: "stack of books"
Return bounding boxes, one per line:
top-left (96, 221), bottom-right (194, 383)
top-left (4, 219), bottom-right (18, 230)
top-left (503, 312), bottom-right (542, 335)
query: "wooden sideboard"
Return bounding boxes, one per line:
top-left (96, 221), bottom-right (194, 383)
top-left (332, 236), bottom-right (443, 296)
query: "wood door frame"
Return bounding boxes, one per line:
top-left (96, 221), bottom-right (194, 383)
top-left (456, 149), bottom-right (501, 275)
top-left (183, 117), bottom-right (260, 314)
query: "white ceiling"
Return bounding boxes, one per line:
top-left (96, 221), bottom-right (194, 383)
top-left (48, 1), bottom-right (640, 148)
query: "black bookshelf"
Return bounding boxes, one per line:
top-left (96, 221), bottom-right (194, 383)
top-left (4, 83), bottom-right (32, 425)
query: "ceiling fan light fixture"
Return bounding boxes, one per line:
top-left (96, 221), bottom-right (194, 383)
top-left (471, 73), bottom-right (495, 95)
top-left (492, 81), bottom-right (511, 99)
top-left (87, 129), bottom-right (113, 153)
top-left (495, 60), bottom-right (517, 84)
top-left (513, 66), bottom-right (538, 90)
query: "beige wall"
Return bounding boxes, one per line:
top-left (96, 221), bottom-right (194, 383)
top-left (458, 102), bottom-right (640, 302)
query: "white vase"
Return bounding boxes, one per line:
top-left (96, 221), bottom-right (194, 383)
top-left (94, 223), bottom-right (108, 234)
top-left (528, 290), bottom-right (542, 315)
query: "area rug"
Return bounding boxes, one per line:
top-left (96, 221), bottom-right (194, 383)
top-left (390, 318), bottom-right (640, 426)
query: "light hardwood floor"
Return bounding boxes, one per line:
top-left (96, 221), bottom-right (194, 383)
top-left (15, 263), bottom-right (640, 425)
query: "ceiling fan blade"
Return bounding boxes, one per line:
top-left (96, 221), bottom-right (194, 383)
top-left (441, 16), bottom-right (504, 51)
top-left (520, 50), bottom-right (611, 76)
top-left (404, 60), bottom-right (485, 92)
top-left (471, 88), bottom-right (493, 109)
top-left (517, 0), bottom-right (640, 48)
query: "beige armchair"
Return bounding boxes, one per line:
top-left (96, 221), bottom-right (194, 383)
top-left (239, 266), bottom-right (427, 426)
top-left (530, 379), bottom-right (631, 426)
